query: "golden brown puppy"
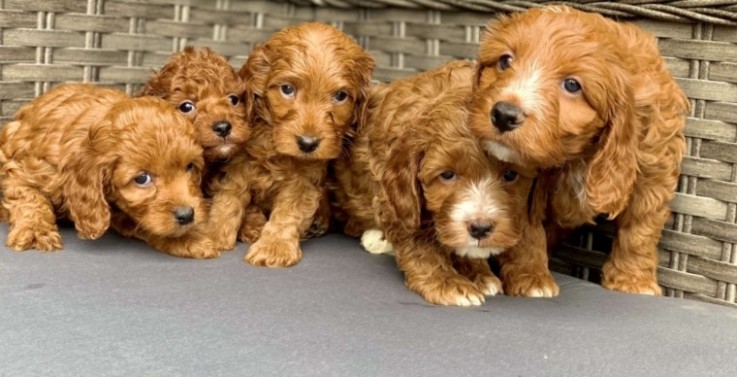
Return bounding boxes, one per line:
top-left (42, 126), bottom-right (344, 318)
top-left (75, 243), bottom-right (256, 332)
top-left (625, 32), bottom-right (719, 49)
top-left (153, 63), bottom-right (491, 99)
top-left (141, 47), bottom-right (252, 252)
top-left (469, 6), bottom-right (688, 296)
top-left (141, 47), bottom-right (250, 164)
top-left (0, 84), bottom-right (216, 258)
top-left (214, 22), bottom-right (374, 267)
top-left (332, 61), bottom-right (536, 306)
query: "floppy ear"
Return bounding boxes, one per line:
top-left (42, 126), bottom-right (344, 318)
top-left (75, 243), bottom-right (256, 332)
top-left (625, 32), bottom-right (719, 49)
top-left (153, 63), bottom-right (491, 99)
top-left (586, 71), bottom-right (639, 218)
top-left (350, 51), bottom-right (375, 128)
top-left (378, 132), bottom-right (424, 239)
top-left (240, 43), bottom-right (271, 121)
top-left (63, 121), bottom-right (117, 240)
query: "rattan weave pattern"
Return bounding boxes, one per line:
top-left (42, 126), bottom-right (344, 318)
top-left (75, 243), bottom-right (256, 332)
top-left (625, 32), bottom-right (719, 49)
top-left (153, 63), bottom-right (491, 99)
top-left (0, 0), bottom-right (735, 307)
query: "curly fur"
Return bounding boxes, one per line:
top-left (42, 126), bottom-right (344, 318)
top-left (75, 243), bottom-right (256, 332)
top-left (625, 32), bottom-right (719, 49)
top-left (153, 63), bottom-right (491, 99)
top-left (0, 84), bottom-right (217, 258)
top-left (141, 47), bottom-right (252, 252)
top-left (469, 6), bottom-right (688, 295)
top-left (206, 22), bottom-right (374, 266)
top-left (332, 61), bottom-right (537, 306)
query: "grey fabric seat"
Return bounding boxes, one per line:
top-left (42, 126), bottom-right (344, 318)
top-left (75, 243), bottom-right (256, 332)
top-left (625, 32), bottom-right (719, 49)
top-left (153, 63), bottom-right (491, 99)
top-left (1, 225), bottom-right (736, 377)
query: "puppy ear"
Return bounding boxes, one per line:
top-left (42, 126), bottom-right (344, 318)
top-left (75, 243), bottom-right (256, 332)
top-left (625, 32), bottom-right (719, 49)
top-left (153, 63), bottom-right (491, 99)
top-left (378, 132), bottom-right (423, 238)
top-left (240, 43), bottom-right (271, 121)
top-left (141, 66), bottom-right (173, 98)
top-left (63, 120), bottom-right (117, 240)
top-left (586, 72), bottom-right (639, 218)
top-left (350, 51), bottom-right (375, 127)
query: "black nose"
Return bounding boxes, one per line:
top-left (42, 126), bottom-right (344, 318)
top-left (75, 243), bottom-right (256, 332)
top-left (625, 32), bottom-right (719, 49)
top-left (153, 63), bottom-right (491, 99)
top-left (468, 223), bottom-right (493, 240)
top-left (491, 102), bottom-right (523, 133)
top-left (296, 135), bottom-right (320, 153)
top-left (212, 121), bottom-right (232, 137)
top-left (173, 206), bottom-right (195, 225)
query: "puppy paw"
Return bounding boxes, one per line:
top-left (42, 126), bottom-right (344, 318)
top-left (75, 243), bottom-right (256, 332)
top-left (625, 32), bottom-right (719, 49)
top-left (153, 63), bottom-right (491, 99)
top-left (212, 237), bottom-right (237, 253)
top-left (301, 217), bottom-right (329, 240)
top-left (473, 273), bottom-right (503, 297)
top-left (503, 269), bottom-right (559, 298)
top-left (602, 264), bottom-right (661, 295)
top-left (159, 235), bottom-right (220, 259)
top-left (411, 274), bottom-right (485, 306)
top-left (360, 229), bottom-right (394, 255)
top-left (238, 222), bottom-right (263, 244)
top-left (245, 238), bottom-right (302, 268)
top-left (6, 223), bottom-right (63, 252)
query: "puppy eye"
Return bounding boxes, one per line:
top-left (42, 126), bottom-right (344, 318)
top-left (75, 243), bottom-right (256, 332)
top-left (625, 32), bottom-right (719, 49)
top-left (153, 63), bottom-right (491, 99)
top-left (497, 54), bottom-right (513, 72)
top-left (280, 84), bottom-right (296, 98)
top-left (228, 95), bottom-right (239, 106)
top-left (333, 91), bottom-right (348, 103)
top-left (502, 170), bottom-right (518, 182)
top-left (562, 78), bottom-right (582, 94)
top-left (186, 162), bottom-right (196, 172)
top-left (178, 101), bottom-right (195, 113)
top-left (134, 173), bottom-right (153, 186)
top-left (439, 170), bottom-right (457, 182)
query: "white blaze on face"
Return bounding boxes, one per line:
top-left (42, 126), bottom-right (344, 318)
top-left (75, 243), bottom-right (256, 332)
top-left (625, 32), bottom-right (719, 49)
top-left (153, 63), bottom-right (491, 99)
top-left (455, 245), bottom-right (504, 259)
top-left (501, 62), bottom-right (542, 116)
top-left (484, 141), bottom-right (520, 163)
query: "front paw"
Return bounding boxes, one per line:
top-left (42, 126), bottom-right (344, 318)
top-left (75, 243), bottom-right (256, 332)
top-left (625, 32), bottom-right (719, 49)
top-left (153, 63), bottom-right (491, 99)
top-left (245, 237), bottom-right (302, 267)
top-left (602, 263), bottom-right (662, 295)
top-left (164, 235), bottom-right (220, 259)
top-left (238, 221), bottom-right (263, 244)
top-left (473, 273), bottom-right (503, 297)
top-left (408, 274), bottom-right (485, 306)
top-left (7, 223), bottom-right (63, 252)
top-left (502, 267), bottom-right (559, 298)
top-left (360, 229), bottom-right (394, 255)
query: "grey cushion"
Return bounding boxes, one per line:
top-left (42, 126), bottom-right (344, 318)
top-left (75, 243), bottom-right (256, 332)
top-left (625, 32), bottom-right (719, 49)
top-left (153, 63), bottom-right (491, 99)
top-left (1, 225), bottom-right (736, 377)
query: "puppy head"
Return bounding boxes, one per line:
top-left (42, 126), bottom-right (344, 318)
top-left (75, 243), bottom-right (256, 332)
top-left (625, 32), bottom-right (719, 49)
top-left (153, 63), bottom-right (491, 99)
top-left (67, 97), bottom-right (207, 238)
top-left (143, 47), bottom-right (250, 163)
top-left (469, 6), bottom-right (642, 216)
top-left (241, 22), bottom-right (375, 160)
top-left (379, 112), bottom-right (535, 259)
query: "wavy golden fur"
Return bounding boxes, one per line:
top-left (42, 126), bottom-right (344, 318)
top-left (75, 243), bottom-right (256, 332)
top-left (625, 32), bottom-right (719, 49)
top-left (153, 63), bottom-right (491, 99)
top-left (0, 84), bottom-right (216, 258)
top-left (469, 6), bottom-right (688, 295)
top-left (141, 47), bottom-right (252, 252)
top-left (332, 61), bottom-right (536, 306)
top-left (205, 22), bottom-right (374, 266)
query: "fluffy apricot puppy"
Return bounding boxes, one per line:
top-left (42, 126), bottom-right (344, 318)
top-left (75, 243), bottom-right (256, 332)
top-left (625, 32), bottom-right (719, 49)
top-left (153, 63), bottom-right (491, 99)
top-left (227, 22), bottom-right (374, 267)
top-left (141, 47), bottom-right (250, 164)
top-left (0, 84), bottom-right (216, 259)
top-left (469, 6), bottom-right (688, 296)
top-left (141, 47), bottom-right (251, 251)
top-left (332, 61), bottom-right (536, 306)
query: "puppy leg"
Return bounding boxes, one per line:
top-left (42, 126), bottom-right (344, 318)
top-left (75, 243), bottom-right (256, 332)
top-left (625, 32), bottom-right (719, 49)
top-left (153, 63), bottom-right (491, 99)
top-left (238, 205), bottom-right (267, 244)
top-left (301, 192), bottom-right (331, 240)
top-left (244, 179), bottom-right (319, 268)
top-left (207, 191), bottom-right (248, 252)
top-left (601, 181), bottom-right (673, 295)
top-left (452, 255), bottom-right (503, 297)
top-left (2, 184), bottom-right (62, 251)
top-left (497, 221), bottom-right (559, 297)
top-left (395, 238), bottom-right (485, 306)
top-left (360, 229), bottom-right (394, 255)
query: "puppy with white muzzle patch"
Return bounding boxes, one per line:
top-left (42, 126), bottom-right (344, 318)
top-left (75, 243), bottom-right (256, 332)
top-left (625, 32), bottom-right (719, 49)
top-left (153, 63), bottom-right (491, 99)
top-left (332, 61), bottom-right (536, 306)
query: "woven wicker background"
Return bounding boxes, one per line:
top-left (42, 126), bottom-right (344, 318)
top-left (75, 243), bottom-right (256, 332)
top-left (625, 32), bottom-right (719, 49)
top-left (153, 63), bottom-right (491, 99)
top-left (0, 0), bottom-right (735, 307)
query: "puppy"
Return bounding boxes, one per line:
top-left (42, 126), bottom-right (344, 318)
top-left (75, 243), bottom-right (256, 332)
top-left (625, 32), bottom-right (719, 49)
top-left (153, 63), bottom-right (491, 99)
top-left (215, 22), bottom-right (374, 267)
top-left (0, 84), bottom-right (216, 259)
top-left (469, 6), bottom-right (689, 295)
top-left (141, 47), bottom-right (252, 251)
top-left (333, 61), bottom-right (536, 306)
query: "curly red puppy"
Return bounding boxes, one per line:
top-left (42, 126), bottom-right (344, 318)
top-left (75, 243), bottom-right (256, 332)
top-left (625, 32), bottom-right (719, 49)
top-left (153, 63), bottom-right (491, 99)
top-left (218, 22), bottom-right (374, 267)
top-left (0, 84), bottom-right (216, 258)
top-left (333, 61), bottom-right (536, 306)
top-left (141, 47), bottom-right (252, 251)
top-left (469, 6), bottom-right (688, 296)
